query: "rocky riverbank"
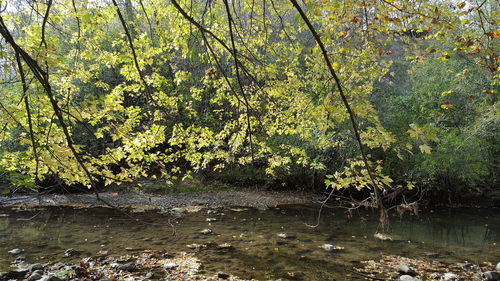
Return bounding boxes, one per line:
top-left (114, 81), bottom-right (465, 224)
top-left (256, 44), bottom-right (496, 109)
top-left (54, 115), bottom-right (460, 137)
top-left (0, 190), bottom-right (314, 209)
top-left (353, 255), bottom-right (500, 281)
top-left (1, 251), bottom-right (252, 281)
top-left (3, 251), bottom-right (499, 281)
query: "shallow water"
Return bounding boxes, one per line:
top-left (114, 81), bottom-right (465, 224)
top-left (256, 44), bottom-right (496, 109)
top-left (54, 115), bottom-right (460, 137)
top-left (0, 205), bottom-right (499, 280)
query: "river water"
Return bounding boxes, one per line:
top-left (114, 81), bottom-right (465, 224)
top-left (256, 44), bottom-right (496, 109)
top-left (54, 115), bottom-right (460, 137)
top-left (0, 205), bottom-right (499, 280)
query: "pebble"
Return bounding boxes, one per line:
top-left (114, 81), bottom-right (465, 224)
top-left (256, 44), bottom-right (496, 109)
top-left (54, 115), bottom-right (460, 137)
top-left (117, 263), bottom-right (136, 272)
top-left (483, 271), bottom-right (500, 281)
top-left (321, 244), bottom-right (344, 252)
top-left (30, 264), bottom-right (45, 271)
top-left (217, 272), bottom-right (230, 279)
top-left (163, 263), bottom-right (178, 270)
top-left (27, 272), bottom-right (42, 281)
top-left (63, 248), bottom-right (79, 257)
top-left (200, 228), bottom-right (212, 235)
top-left (277, 233), bottom-right (288, 239)
top-left (217, 243), bottom-right (233, 249)
top-left (13, 256), bottom-right (27, 264)
top-left (442, 273), bottom-right (458, 280)
top-left (8, 248), bottom-right (23, 255)
top-left (400, 275), bottom-right (421, 281)
top-left (397, 264), bottom-right (417, 276)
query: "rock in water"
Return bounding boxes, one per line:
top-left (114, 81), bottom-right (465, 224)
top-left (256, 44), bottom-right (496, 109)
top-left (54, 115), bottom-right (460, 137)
top-left (8, 248), bottom-right (22, 255)
top-left (321, 244), bottom-right (344, 252)
top-left (63, 248), bottom-right (79, 257)
top-left (200, 228), bottom-right (212, 235)
top-left (496, 262), bottom-right (500, 271)
top-left (322, 244), bottom-right (334, 251)
top-left (374, 232), bottom-right (393, 241)
top-left (277, 233), bottom-right (288, 239)
top-left (13, 256), bottom-right (27, 264)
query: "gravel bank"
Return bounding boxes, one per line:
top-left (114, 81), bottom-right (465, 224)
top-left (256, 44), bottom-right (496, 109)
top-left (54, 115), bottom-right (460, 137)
top-left (0, 191), bottom-right (314, 208)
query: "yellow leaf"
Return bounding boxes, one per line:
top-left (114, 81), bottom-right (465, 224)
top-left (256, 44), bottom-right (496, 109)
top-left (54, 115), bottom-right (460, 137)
top-left (419, 144), bottom-right (432, 154)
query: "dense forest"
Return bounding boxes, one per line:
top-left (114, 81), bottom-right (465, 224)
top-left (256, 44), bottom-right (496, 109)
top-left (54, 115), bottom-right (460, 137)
top-left (0, 0), bottom-right (498, 203)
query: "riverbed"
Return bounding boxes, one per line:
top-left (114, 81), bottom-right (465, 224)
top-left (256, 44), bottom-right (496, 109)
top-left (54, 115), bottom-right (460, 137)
top-left (1, 205), bottom-right (499, 280)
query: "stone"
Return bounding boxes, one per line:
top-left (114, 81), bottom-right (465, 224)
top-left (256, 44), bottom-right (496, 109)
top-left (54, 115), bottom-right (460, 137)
top-left (217, 272), bottom-right (230, 279)
top-left (496, 263), bottom-right (500, 271)
top-left (117, 263), bottom-right (136, 272)
top-left (277, 233), bottom-right (288, 239)
top-left (27, 272), bottom-right (43, 281)
top-left (217, 243), bottom-right (233, 249)
top-left (483, 271), bottom-right (500, 281)
top-left (442, 273), bottom-right (458, 280)
top-left (397, 264), bottom-right (417, 276)
top-left (374, 232), bottom-right (393, 241)
top-left (13, 256), bottom-right (27, 264)
top-left (206, 218), bottom-right (217, 222)
top-left (400, 275), bottom-right (421, 281)
top-left (200, 228), bottom-right (212, 235)
top-left (472, 273), bottom-right (483, 280)
top-left (8, 248), bottom-right (23, 255)
top-left (163, 263), bottom-right (178, 270)
top-left (63, 248), bottom-right (79, 257)
top-left (321, 244), bottom-right (344, 252)
top-left (30, 264), bottom-right (45, 271)
top-left (171, 208), bottom-right (187, 214)
top-left (285, 271), bottom-right (304, 280)
top-left (1, 268), bottom-right (29, 279)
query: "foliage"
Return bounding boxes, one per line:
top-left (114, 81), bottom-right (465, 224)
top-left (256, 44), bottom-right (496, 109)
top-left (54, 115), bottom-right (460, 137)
top-left (0, 0), bottom-right (497, 196)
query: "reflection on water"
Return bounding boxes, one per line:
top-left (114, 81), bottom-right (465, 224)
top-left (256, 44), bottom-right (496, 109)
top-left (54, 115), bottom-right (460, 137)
top-left (0, 205), bottom-right (498, 280)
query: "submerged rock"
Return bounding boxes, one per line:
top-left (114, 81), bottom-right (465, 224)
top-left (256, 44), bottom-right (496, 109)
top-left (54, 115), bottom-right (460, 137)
top-left (217, 243), bottom-right (233, 249)
top-left (8, 248), bottom-right (23, 255)
top-left (13, 256), bottom-right (27, 264)
top-left (63, 248), bottom-right (79, 257)
top-left (277, 233), bottom-right (288, 239)
top-left (322, 244), bottom-right (344, 252)
top-left (200, 228), bottom-right (212, 235)
top-left (374, 233), bottom-right (393, 241)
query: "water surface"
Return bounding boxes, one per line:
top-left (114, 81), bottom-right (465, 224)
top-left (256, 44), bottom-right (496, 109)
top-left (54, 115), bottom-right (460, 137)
top-left (0, 205), bottom-right (498, 280)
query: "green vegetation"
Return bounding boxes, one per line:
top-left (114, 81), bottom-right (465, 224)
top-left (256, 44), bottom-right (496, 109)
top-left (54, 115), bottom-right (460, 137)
top-left (0, 0), bottom-right (498, 204)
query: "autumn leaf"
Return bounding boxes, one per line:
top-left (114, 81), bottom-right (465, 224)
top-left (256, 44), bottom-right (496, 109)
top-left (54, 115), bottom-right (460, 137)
top-left (419, 144), bottom-right (432, 154)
